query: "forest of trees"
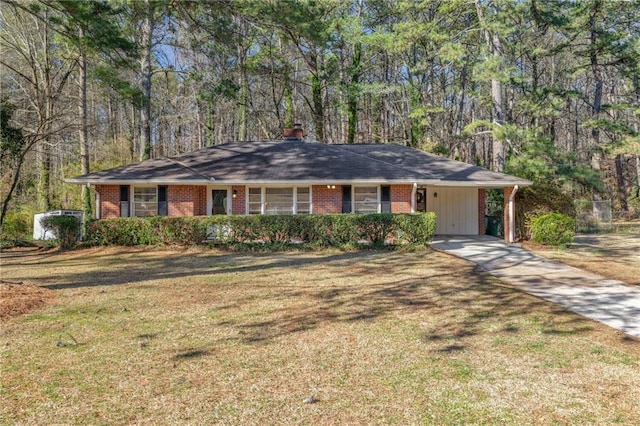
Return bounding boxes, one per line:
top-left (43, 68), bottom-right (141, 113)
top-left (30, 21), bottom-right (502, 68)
top-left (1, 0), bottom-right (639, 226)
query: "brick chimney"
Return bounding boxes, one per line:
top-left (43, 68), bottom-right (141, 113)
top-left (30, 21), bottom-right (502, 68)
top-left (283, 123), bottom-right (304, 140)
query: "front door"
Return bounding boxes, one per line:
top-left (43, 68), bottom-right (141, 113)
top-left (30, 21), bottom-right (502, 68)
top-left (212, 189), bottom-right (227, 215)
top-left (416, 188), bottom-right (427, 212)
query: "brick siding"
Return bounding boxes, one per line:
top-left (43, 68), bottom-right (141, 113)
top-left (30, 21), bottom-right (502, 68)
top-left (95, 183), bottom-right (429, 219)
top-left (478, 188), bottom-right (486, 235)
top-left (195, 186), bottom-right (206, 216)
top-left (503, 186), bottom-right (513, 243)
top-left (312, 185), bottom-right (342, 214)
top-left (167, 185), bottom-right (199, 216)
top-left (231, 186), bottom-right (246, 215)
top-left (390, 184), bottom-right (413, 213)
top-left (96, 185), bottom-right (120, 219)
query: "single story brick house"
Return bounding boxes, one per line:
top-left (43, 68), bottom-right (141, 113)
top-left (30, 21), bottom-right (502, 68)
top-left (67, 130), bottom-right (532, 243)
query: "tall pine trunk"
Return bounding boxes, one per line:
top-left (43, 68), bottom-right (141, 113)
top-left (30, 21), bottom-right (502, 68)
top-left (78, 28), bottom-right (92, 225)
top-left (310, 53), bottom-right (324, 141)
top-left (475, 0), bottom-right (504, 172)
top-left (347, 42), bottom-right (362, 144)
top-left (139, 0), bottom-right (153, 160)
top-left (589, 0), bottom-right (604, 172)
top-left (37, 23), bottom-right (53, 211)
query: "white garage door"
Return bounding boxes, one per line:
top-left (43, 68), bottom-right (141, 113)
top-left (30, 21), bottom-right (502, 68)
top-left (426, 187), bottom-right (478, 235)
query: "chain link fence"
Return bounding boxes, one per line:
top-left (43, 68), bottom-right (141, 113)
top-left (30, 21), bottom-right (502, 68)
top-left (574, 200), bottom-right (612, 233)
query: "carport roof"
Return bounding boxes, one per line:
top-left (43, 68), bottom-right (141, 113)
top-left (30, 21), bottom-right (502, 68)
top-left (67, 140), bottom-right (532, 187)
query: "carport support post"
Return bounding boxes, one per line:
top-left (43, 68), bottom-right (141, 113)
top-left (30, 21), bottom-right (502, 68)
top-left (503, 185), bottom-right (518, 244)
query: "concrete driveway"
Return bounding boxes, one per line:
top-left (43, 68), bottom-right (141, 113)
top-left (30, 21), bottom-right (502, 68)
top-left (431, 235), bottom-right (640, 339)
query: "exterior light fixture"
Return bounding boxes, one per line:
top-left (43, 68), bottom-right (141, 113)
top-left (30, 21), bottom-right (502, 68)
top-left (232, 190), bottom-right (238, 198)
top-left (433, 192), bottom-right (438, 198)
top-left (327, 185), bottom-right (336, 189)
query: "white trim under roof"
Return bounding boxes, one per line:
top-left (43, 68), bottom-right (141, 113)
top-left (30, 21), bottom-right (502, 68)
top-left (66, 178), bottom-right (532, 187)
top-left (65, 178), bottom-right (214, 185)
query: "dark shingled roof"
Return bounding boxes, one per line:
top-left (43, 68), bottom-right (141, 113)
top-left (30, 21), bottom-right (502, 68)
top-left (67, 140), bottom-right (532, 187)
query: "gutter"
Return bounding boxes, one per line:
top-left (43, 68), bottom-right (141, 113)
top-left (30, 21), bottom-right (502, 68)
top-left (66, 178), bottom-right (532, 187)
top-left (508, 185), bottom-right (519, 244)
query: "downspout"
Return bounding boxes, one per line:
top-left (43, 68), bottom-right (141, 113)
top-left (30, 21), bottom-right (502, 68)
top-left (94, 185), bottom-right (100, 220)
top-left (508, 185), bottom-right (519, 243)
top-left (411, 183), bottom-right (417, 213)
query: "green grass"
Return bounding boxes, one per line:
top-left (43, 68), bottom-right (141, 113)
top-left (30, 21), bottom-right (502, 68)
top-left (1, 247), bottom-right (639, 425)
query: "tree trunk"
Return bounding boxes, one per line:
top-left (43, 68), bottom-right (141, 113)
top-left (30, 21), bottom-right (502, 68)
top-left (310, 55), bottom-right (324, 141)
top-left (78, 29), bottom-right (92, 225)
top-left (237, 41), bottom-right (248, 141)
top-left (283, 65), bottom-right (294, 128)
top-left (475, 0), bottom-right (504, 172)
top-left (1, 144), bottom-right (34, 226)
top-left (37, 19), bottom-right (53, 211)
top-left (636, 155), bottom-right (640, 198)
top-left (589, 0), bottom-right (604, 169)
top-left (139, 0), bottom-right (153, 160)
top-left (347, 42), bottom-right (362, 144)
top-left (613, 154), bottom-right (628, 211)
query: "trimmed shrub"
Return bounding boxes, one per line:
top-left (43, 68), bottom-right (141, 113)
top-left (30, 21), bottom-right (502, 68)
top-left (40, 215), bottom-right (81, 249)
top-left (87, 217), bottom-right (160, 246)
top-left (355, 213), bottom-right (395, 245)
top-left (85, 212), bottom-right (437, 249)
top-left (530, 213), bottom-right (575, 247)
top-left (516, 184), bottom-right (576, 240)
top-left (395, 213), bottom-right (437, 244)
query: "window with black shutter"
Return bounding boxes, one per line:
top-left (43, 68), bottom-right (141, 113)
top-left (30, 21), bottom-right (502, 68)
top-left (342, 185), bottom-right (352, 213)
top-left (119, 185), bottom-right (130, 217)
top-left (381, 185), bottom-right (391, 213)
top-left (158, 186), bottom-right (168, 216)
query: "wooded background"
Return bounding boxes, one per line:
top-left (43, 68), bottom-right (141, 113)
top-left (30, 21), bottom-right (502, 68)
top-left (1, 0), bottom-right (639, 225)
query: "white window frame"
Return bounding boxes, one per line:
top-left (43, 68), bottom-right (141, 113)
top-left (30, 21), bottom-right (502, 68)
top-left (353, 186), bottom-right (380, 214)
top-left (132, 185), bottom-right (159, 217)
top-left (245, 186), bottom-right (312, 214)
top-left (247, 187), bottom-right (264, 214)
top-left (296, 187), bottom-right (311, 214)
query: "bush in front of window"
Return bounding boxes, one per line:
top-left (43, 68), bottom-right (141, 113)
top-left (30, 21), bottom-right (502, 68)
top-left (86, 217), bottom-right (160, 246)
top-left (85, 212), bottom-right (437, 248)
top-left (355, 213), bottom-right (395, 246)
top-left (152, 217), bottom-right (209, 245)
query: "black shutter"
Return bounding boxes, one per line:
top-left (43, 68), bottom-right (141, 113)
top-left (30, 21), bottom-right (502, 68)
top-left (158, 186), bottom-right (168, 216)
top-left (381, 185), bottom-right (391, 213)
top-left (342, 185), bottom-right (352, 213)
top-left (119, 185), bottom-right (129, 217)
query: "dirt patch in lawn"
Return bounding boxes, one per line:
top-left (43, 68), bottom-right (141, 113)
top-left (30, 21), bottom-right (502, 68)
top-left (0, 247), bottom-right (59, 320)
top-left (524, 233), bottom-right (640, 286)
top-left (1, 246), bottom-right (638, 425)
top-left (0, 281), bottom-right (56, 320)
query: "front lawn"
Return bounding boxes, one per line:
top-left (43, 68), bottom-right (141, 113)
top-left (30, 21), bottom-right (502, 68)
top-left (525, 233), bottom-right (640, 286)
top-left (1, 247), bottom-right (639, 425)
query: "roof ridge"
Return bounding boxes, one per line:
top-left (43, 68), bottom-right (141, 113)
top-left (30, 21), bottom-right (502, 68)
top-left (165, 156), bottom-right (215, 181)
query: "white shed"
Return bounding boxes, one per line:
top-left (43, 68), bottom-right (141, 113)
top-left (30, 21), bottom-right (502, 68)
top-left (33, 210), bottom-right (83, 240)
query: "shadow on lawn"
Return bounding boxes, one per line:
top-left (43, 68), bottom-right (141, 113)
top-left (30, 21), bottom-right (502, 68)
top-left (3, 247), bottom-right (606, 349)
top-left (22, 249), bottom-right (368, 290)
top-left (218, 264), bottom-right (597, 348)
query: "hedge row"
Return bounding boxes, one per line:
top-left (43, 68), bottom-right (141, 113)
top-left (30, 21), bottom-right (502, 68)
top-left (85, 213), bottom-right (436, 248)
